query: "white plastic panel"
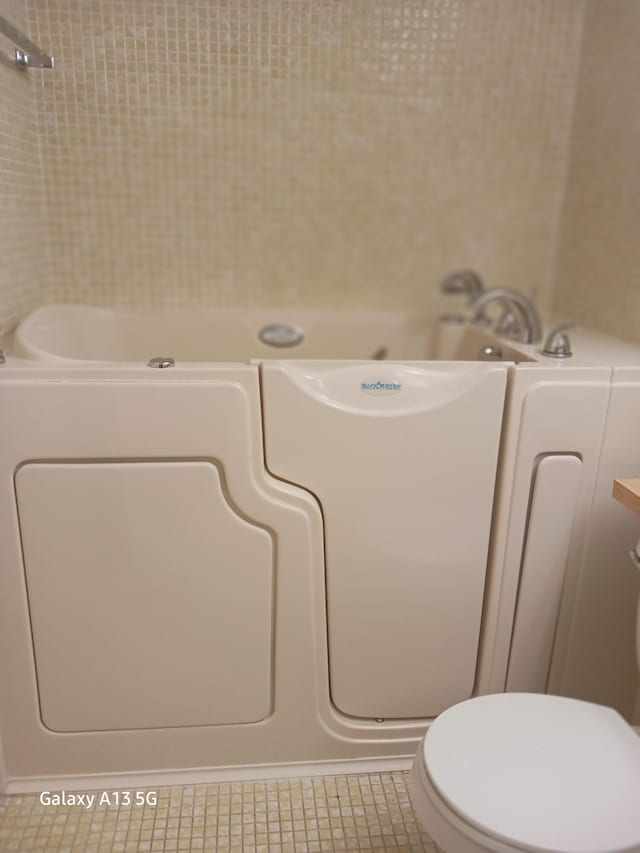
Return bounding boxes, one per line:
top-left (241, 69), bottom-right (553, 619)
top-left (550, 367), bottom-right (640, 715)
top-left (261, 361), bottom-right (508, 719)
top-left (475, 368), bottom-right (612, 699)
top-left (506, 454), bottom-right (582, 693)
top-left (16, 461), bottom-right (273, 732)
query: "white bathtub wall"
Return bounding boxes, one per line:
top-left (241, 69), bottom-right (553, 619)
top-left (0, 0), bottom-right (50, 333)
top-left (24, 0), bottom-right (585, 313)
top-left (552, 0), bottom-right (640, 345)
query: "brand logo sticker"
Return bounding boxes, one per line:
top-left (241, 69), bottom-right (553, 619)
top-left (361, 380), bottom-right (402, 396)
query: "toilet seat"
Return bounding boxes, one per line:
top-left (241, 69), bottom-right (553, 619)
top-left (412, 693), bottom-right (640, 853)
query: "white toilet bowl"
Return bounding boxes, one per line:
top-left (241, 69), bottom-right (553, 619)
top-left (410, 692), bottom-right (640, 853)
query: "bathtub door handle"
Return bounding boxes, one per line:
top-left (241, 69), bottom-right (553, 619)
top-left (506, 454), bottom-right (582, 693)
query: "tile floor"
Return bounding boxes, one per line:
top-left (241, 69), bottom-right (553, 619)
top-left (0, 770), bottom-right (442, 852)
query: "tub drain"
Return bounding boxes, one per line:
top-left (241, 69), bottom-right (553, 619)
top-left (258, 323), bottom-right (305, 348)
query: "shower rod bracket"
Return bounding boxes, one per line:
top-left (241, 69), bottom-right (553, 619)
top-left (0, 15), bottom-right (54, 69)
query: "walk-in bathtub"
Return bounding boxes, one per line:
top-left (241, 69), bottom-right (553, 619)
top-left (0, 305), bottom-right (638, 793)
top-left (13, 304), bottom-right (435, 363)
top-left (11, 303), bottom-right (533, 364)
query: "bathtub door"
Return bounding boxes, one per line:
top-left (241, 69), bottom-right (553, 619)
top-left (4, 370), bottom-right (279, 736)
top-left (260, 360), bottom-right (508, 720)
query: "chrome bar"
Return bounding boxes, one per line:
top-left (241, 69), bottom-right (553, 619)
top-left (0, 14), bottom-right (54, 69)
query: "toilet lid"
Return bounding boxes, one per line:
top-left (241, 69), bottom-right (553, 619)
top-left (423, 693), bottom-right (640, 853)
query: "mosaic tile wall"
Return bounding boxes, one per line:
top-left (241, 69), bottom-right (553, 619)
top-left (0, 0), bottom-right (50, 334)
top-left (552, 0), bottom-right (640, 345)
top-left (18, 0), bottom-right (584, 317)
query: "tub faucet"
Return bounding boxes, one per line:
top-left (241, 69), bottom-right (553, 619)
top-left (440, 269), bottom-right (492, 326)
top-left (469, 288), bottom-right (542, 344)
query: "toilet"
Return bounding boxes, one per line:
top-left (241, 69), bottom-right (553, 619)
top-left (410, 601), bottom-right (640, 851)
top-left (410, 692), bottom-right (640, 853)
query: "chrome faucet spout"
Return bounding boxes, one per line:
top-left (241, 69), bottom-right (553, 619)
top-left (470, 288), bottom-right (542, 344)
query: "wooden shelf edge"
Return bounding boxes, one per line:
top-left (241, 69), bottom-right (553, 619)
top-left (613, 478), bottom-right (640, 518)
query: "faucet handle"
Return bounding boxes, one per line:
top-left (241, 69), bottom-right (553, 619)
top-left (542, 323), bottom-right (575, 358)
top-left (440, 269), bottom-right (484, 303)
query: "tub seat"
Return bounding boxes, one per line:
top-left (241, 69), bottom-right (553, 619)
top-left (410, 693), bottom-right (640, 853)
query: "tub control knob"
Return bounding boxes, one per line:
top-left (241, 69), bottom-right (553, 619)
top-left (147, 356), bottom-right (175, 368)
top-left (542, 324), bottom-right (574, 358)
top-left (478, 345), bottom-right (503, 361)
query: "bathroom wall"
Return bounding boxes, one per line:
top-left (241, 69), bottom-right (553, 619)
top-left (19, 0), bottom-right (584, 315)
top-left (552, 0), bottom-right (640, 344)
top-left (0, 0), bottom-right (49, 333)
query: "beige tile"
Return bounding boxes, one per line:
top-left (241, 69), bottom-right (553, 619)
top-left (0, 770), bottom-right (440, 851)
top-left (553, 0), bottom-right (640, 345)
top-left (0, 1), bottom-right (587, 332)
top-left (0, 0), bottom-right (49, 332)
